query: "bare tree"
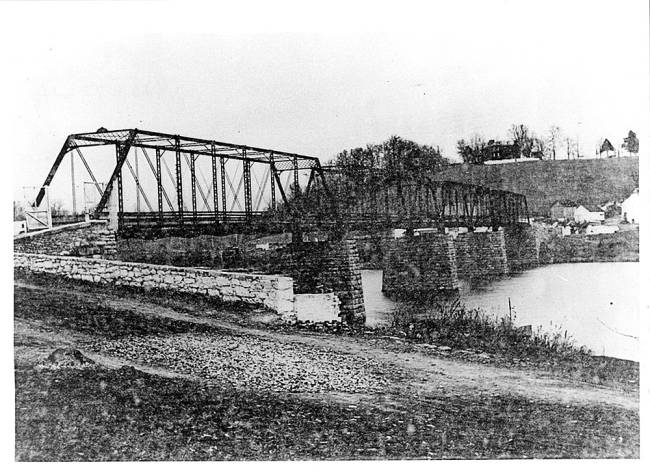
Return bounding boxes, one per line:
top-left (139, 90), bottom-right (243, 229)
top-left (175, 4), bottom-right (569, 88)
top-left (508, 124), bottom-right (534, 157)
top-left (565, 137), bottom-right (578, 159)
top-left (457, 134), bottom-right (488, 164)
top-left (546, 125), bottom-right (562, 160)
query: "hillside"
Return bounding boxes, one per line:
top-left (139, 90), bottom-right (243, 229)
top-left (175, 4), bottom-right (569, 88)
top-left (435, 157), bottom-right (639, 216)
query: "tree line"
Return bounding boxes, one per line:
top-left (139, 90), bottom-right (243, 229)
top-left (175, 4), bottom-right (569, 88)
top-left (457, 125), bottom-right (639, 164)
top-left (332, 135), bottom-right (449, 181)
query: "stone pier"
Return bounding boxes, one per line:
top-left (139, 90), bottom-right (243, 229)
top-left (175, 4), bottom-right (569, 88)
top-left (381, 226), bottom-right (538, 299)
top-left (503, 224), bottom-right (539, 272)
top-left (262, 238), bottom-right (366, 325)
top-left (454, 229), bottom-right (509, 281)
top-left (382, 233), bottom-right (459, 300)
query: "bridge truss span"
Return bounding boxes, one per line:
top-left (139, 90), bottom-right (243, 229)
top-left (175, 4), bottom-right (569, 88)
top-left (32, 128), bottom-right (529, 237)
top-left (318, 169), bottom-right (530, 231)
top-left (34, 128), bottom-right (331, 235)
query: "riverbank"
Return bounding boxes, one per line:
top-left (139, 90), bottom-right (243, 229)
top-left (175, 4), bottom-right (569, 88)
top-left (16, 269), bottom-right (640, 388)
top-left (13, 271), bottom-right (639, 460)
top-left (539, 228), bottom-right (639, 264)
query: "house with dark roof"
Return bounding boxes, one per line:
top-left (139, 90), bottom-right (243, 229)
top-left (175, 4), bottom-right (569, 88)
top-left (550, 200), bottom-right (578, 221)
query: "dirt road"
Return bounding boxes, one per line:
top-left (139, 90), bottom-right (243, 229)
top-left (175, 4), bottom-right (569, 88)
top-left (14, 280), bottom-right (638, 411)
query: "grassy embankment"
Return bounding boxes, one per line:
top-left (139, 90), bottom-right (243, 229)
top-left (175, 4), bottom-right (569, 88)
top-left (15, 366), bottom-right (638, 461)
top-left (435, 157), bottom-right (638, 216)
top-left (388, 298), bottom-right (638, 389)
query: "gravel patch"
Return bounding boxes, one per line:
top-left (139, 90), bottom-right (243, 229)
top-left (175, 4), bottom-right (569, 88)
top-left (83, 333), bottom-right (389, 394)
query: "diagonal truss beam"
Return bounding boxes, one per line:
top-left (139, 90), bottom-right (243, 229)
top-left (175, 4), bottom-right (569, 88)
top-left (35, 137), bottom-right (73, 207)
top-left (140, 147), bottom-right (174, 211)
top-left (93, 130), bottom-right (137, 217)
top-left (253, 166), bottom-right (271, 211)
top-left (75, 147), bottom-right (104, 198)
top-left (183, 152), bottom-right (211, 212)
top-left (123, 157), bottom-right (154, 212)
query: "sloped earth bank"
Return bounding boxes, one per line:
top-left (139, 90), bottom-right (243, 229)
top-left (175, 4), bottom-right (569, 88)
top-left (14, 277), bottom-right (639, 460)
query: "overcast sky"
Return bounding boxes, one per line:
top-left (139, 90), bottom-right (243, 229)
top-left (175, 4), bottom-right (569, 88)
top-left (3, 0), bottom-right (648, 204)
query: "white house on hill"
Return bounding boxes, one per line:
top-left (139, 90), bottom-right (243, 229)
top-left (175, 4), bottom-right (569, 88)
top-left (622, 189), bottom-right (641, 224)
top-left (574, 205), bottom-right (605, 223)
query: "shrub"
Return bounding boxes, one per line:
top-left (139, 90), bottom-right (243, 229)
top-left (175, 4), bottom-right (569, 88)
top-left (390, 298), bottom-right (591, 360)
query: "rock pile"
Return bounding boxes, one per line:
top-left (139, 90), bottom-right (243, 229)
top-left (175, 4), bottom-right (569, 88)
top-left (35, 348), bottom-right (98, 370)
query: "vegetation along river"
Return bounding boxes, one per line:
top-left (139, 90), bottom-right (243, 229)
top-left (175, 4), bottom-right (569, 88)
top-left (361, 262), bottom-right (639, 361)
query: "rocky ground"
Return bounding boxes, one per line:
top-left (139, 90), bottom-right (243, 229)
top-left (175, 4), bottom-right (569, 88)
top-left (13, 274), bottom-right (640, 460)
top-left (83, 333), bottom-right (390, 394)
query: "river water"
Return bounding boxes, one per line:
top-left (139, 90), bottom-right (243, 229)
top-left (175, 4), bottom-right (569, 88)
top-left (361, 262), bottom-right (640, 361)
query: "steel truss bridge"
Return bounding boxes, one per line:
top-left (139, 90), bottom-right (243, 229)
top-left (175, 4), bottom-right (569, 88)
top-left (33, 128), bottom-right (529, 237)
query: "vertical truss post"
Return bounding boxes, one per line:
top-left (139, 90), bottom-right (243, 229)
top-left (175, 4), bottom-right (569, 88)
top-left (70, 148), bottom-right (77, 215)
top-left (269, 152), bottom-right (276, 211)
top-left (190, 152), bottom-right (197, 223)
top-left (155, 149), bottom-right (163, 222)
top-left (116, 144), bottom-right (124, 227)
top-left (292, 154), bottom-right (299, 197)
top-left (220, 156), bottom-right (227, 221)
top-left (211, 144), bottom-right (219, 222)
top-left (291, 154), bottom-right (301, 241)
top-left (243, 148), bottom-right (252, 219)
top-left (175, 136), bottom-right (184, 226)
top-left (135, 147), bottom-right (141, 216)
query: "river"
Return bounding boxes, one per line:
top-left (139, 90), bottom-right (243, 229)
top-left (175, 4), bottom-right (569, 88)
top-left (361, 262), bottom-right (639, 361)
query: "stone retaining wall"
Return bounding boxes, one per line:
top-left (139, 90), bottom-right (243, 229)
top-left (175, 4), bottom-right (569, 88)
top-left (454, 230), bottom-right (509, 280)
top-left (14, 252), bottom-right (294, 316)
top-left (382, 233), bottom-right (459, 300)
top-left (13, 221), bottom-right (117, 258)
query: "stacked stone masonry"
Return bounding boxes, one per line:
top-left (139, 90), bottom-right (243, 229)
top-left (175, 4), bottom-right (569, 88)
top-left (454, 230), bottom-right (509, 280)
top-left (260, 239), bottom-right (366, 325)
top-left (14, 221), bottom-right (117, 258)
top-left (14, 252), bottom-right (295, 316)
top-left (382, 233), bottom-right (460, 300)
top-left (503, 225), bottom-right (539, 271)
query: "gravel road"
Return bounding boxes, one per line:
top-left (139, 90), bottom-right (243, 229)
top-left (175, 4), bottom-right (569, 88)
top-left (83, 332), bottom-right (390, 394)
